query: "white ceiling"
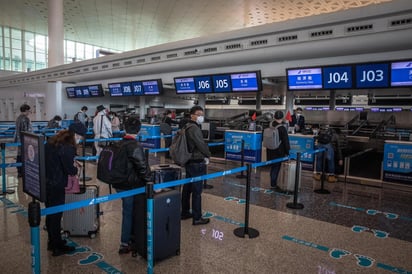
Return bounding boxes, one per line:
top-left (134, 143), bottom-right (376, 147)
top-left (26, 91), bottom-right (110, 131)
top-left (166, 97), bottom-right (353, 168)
top-left (0, 0), bottom-right (395, 52)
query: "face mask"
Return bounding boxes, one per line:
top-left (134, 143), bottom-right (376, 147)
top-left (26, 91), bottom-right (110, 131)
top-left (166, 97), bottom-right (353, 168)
top-left (196, 115), bottom-right (204, 124)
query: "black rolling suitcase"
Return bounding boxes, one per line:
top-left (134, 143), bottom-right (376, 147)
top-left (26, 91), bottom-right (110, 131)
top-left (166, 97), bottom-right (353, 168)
top-left (151, 164), bottom-right (182, 190)
top-left (132, 189), bottom-right (181, 261)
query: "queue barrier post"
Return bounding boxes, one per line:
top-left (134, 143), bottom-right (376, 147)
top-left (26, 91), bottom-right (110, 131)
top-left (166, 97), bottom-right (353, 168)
top-left (29, 198), bottom-right (41, 274)
top-left (314, 149), bottom-right (330, 194)
top-left (1, 142), bottom-right (15, 195)
top-left (236, 140), bottom-right (247, 179)
top-left (234, 163), bottom-right (259, 238)
top-left (146, 182), bottom-right (154, 274)
top-left (81, 139), bottom-right (92, 182)
top-left (286, 152), bottom-right (304, 209)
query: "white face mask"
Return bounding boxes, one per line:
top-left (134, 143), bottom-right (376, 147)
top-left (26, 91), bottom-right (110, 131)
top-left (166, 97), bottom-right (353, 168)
top-left (196, 115), bottom-right (204, 124)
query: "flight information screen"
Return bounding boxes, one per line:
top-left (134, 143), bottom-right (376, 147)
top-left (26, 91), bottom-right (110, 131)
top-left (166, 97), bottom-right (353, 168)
top-left (391, 61), bottom-right (412, 87)
top-left (322, 66), bottom-right (353, 89)
top-left (175, 77), bottom-right (196, 94)
top-left (212, 74), bottom-right (232, 92)
top-left (355, 63), bottom-right (389, 88)
top-left (287, 68), bottom-right (323, 90)
top-left (231, 72), bottom-right (260, 91)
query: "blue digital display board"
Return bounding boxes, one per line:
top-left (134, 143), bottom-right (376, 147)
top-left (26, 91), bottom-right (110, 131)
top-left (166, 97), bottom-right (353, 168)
top-left (66, 87), bottom-right (76, 98)
top-left (108, 83), bottom-right (123, 97)
top-left (175, 77), bottom-right (196, 94)
top-left (195, 76), bottom-right (213, 93)
top-left (391, 61), bottom-right (412, 87)
top-left (355, 63), bottom-right (389, 88)
top-left (231, 72), bottom-right (260, 91)
top-left (287, 68), bottom-right (322, 90)
top-left (131, 81), bottom-right (144, 95)
top-left (66, 84), bottom-right (104, 98)
top-left (88, 85), bottom-right (104, 97)
top-left (142, 80), bottom-right (162, 95)
top-left (322, 66), bottom-right (353, 89)
top-left (212, 74), bottom-right (232, 92)
top-left (74, 87), bottom-right (83, 97)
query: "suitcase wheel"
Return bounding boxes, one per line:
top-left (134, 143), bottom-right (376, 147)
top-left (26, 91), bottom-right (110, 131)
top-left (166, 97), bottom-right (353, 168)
top-left (88, 232), bottom-right (97, 239)
top-left (63, 231), bottom-right (70, 238)
top-left (132, 251), bottom-right (137, 257)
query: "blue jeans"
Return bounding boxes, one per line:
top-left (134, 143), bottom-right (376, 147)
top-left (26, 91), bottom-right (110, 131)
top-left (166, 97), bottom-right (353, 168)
top-left (182, 162), bottom-right (206, 220)
top-left (115, 188), bottom-right (134, 245)
top-left (316, 143), bottom-right (335, 174)
top-left (270, 162), bottom-right (282, 187)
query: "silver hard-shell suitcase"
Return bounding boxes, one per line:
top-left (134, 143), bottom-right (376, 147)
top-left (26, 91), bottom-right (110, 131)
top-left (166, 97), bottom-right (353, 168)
top-left (62, 185), bottom-right (100, 238)
top-left (278, 160), bottom-right (301, 193)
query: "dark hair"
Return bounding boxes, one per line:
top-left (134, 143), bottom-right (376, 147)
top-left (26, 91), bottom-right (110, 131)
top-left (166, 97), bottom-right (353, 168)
top-left (20, 104), bottom-right (31, 112)
top-left (165, 110), bottom-right (172, 115)
top-left (48, 130), bottom-right (76, 147)
top-left (53, 115), bottom-right (62, 121)
top-left (124, 116), bottom-right (141, 134)
top-left (81, 106), bottom-right (88, 111)
top-left (190, 106), bottom-right (203, 115)
top-left (274, 111), bottom-right (284, 120)
top-left (296, 107), bottom-right (303, 112)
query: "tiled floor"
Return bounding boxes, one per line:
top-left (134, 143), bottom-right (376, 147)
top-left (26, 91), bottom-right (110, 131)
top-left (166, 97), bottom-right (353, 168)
top-left (0, 154), bottom-right (411, 274)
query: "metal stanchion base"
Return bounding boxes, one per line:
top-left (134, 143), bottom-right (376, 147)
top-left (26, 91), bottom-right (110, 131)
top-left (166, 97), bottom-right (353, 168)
top-left (286, 202), bottom-right (304, 209)
top-left (81, 176), bottom-right (92, 182)
top-left (314, 189), bottom-right (331, 194)
top-left (233, 227), bottom-right (260, 238)
top-left (1, 189), bottom-right (15, 195)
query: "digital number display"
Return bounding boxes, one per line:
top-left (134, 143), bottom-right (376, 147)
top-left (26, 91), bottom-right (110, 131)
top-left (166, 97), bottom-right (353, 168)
top-left (175, 77), bottom-right (196, 94)
top-left (119, 82), bottom-right (132, 96)
top-left (66, 87), bottom-right (76, 98)
top-left (212, 74), bottom-right (232, 92)
top-left (143, 80), bottom-right (161, 95)
top-left (355, 63), bottom-right (389, 88)
top-left (322, 66), bottom-right (352, 89)
top-left (75, 87), bottom-right (83, 97)
top-left (287, 68), bottom-right (322, 90)
top-left (88, 85), bottom-right (103, 97)
top-left (391, 61), bottom-right (412, 87)
top-left (108, 83), bottom-right (123, 97)
top-left (131, 81), bottom-right (144, 95)
top-left (195, 76), bottom-right (212, 93)
top-left (231, 72), bottom-right (260, 91)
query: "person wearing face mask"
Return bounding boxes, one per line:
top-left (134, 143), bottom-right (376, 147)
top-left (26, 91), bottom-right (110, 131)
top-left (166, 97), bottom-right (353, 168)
top-left (44, 122), bottom-right (86, 256)
top-left (47, 115), bottom-right (62, 129)
top-left (181, 106), bottom-right (211, 225)
top-left (290, 107), bottom-right (305, 133)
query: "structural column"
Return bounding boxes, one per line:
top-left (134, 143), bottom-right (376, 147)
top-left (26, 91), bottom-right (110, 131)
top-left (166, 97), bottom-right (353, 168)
top-left (46, 81), bottom-right (63, 119)
top-left (48, 0), bottom-right (64, 67)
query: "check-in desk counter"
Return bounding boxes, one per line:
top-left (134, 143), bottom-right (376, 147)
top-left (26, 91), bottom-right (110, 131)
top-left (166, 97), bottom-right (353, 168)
top-left (225, 130), bottom-right (262, 163)
top-left (139, 124), bottom-right (161, 149)
top-left (383, 140), bottom-right (412, 186)
top-left (288, 134), bottom-right (316, 171)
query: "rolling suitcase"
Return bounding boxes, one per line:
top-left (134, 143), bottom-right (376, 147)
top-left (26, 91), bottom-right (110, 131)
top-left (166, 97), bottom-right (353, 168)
top-left (62, 185), bottom-right (100, 238)
top-left (278, 160), bottom-right (301, 193)
top-left (151, 164), bottom-right (182, 191)
top-left (132, 189), bottom-right (181, 261)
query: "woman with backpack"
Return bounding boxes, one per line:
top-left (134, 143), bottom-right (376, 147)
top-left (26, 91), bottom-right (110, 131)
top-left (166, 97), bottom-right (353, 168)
top-left (264, 111), bottom-right (290, 192)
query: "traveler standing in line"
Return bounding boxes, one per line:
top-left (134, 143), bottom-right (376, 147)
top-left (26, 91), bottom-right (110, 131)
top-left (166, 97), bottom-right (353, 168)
top-left (113, 116), bottom-right (152, 254)
top-left (181, 106), bottom-right (211, 225)
top-left (14, 104), bottom-right (32, 177)
top-left (45, 122), bottom-right (87, 256)
top-left (93, 105), bottom-right (112, 157)
top-left (47, 115), bottom-right (62, 129)
top-left (74, 106), bottom-right (89, 127)
top-left (266, 111), bottom-right (290, 192)
top-left (290, 107), bottom-right (305, 133)
top-left (160, 110), bottom-right (178, 158)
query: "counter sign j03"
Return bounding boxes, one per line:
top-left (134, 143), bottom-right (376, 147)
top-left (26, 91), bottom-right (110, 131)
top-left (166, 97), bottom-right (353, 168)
top-left (355, 63), bottom-right (389, 88)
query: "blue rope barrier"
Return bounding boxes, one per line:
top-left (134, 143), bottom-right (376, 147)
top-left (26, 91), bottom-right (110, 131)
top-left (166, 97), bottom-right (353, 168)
top-left (208, 142), bottom-right (225, 147)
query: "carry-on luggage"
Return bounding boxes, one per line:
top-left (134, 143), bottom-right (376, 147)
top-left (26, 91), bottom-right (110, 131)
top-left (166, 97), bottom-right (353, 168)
top-left (151, 164), bottom-right (182, 190)
top-left (132, 189), bottom-right (181, 261)
top-left (278, 160), bottom-right (301, 193)
top-left (62, 185), bottom-right (100, 238)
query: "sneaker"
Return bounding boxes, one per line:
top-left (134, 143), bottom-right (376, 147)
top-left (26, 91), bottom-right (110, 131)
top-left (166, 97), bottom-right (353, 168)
top-left (313, 173), bottom-right (321, 181)
top-left (118, 244), bottom-right (131, 254)
top-left (192, 218), bottom-right (210, 226)
top-left (181, 212), bottom-right (194, 220)
top-left (52, 245), bottom-right (75, 256)
top-left (328, 175), bottom-right (337, 183)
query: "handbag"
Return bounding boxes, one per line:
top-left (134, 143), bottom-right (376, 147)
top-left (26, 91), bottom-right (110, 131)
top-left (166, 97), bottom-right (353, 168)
top-left (65, 167), bottom-right (81, 194)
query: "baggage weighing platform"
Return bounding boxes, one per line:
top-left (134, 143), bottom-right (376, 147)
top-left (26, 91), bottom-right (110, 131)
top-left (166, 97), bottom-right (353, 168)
top-left (224, 130), bottom-right (262, 163)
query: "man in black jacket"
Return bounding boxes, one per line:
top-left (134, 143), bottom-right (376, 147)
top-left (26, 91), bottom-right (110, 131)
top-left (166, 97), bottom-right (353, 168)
top-left (181, 106), bottom-right (211, 225)
top-left (114, 116), bottom-right (152, 254)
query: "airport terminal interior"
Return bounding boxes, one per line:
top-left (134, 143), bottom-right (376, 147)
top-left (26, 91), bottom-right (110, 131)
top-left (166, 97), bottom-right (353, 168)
top-left (0, 0), bottom-right (412, 273)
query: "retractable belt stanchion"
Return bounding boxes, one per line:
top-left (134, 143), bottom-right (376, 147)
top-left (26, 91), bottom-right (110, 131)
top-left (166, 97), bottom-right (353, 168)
top-left (146, 182), bottom-right (154, 274)
top-left (234, 163), bottom-right (259, 238)
top-left (81, 140), bottom-right (92, 182)
top-left (287, 152), bottom-right (304, 209)
top-left (314, 149), bottom-right (330, 194)
top-left (236, 140), bottom-right (247, 179)
top-left (1, 142), bottom-right (15, 195)
top-left (29, 198), bottom-right (41, 274)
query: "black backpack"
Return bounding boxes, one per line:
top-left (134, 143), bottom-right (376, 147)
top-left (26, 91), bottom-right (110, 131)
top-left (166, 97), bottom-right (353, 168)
top-left (317, 129), bottom-right (333, 144)
top-left (169, 124), bottom-right (195, 166)
top-left (97, 142), bottom-right (129, 185)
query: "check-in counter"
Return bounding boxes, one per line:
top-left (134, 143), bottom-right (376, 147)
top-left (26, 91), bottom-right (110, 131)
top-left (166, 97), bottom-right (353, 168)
top-left (139, 124), bottom-right (161, 149)
top-left (383, 140), bottom-right (412, 185)
top-left (288, 134), bottom-right (316, 171)
top-left (225, 130), bottom-right (262, 163)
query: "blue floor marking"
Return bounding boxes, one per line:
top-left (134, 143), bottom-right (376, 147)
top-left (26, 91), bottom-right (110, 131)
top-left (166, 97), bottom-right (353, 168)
top-left (330, 202), bottom-right (412, 221)
top-left (282, 235), bottom-right (411, 273)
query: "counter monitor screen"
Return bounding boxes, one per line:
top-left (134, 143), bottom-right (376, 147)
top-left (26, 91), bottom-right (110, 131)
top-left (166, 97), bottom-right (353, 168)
top-left (175, 77), bottom-right (196, 94)
top-left (194, 76), bottom-right (213, 93)
top-left (390, 61), bottom-right (412, 87)
top-left (287, 67), bottom-right (323, 90)
top-left (88, 84), bottom-right (104, 97)
top-left (212, 74), bottom-right (232, 93)
top-left (142, 79), bottom-right (162, 95)
top-left (355, 63), bottom-right (389, 88)
top-left (108, 83), bottom-right (124, 97)
top-left (66, 87), bottom-right (76, 98)
top-left (322, 66), bottom-right (353, 89)
top-left (131, 81), bottom-right (144, 95)
top-left (230, 71), bottom-right (261, 92)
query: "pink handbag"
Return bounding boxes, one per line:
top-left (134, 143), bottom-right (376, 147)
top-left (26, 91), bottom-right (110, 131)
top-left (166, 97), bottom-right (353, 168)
top-left (65, 167), bottom-right (81, 194)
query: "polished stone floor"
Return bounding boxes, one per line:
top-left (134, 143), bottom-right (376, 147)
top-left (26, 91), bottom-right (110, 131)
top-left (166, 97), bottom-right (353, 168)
top-left (0, 153), bottom-right (411, 274)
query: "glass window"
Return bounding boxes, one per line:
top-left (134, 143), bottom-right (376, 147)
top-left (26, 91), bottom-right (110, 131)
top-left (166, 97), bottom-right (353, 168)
top-left (12, 51), bottom-right (22, 71)
top-left (26, 50), bottom-right (35, 71)
top-left (36, 52), bottom-right (46, 70)
top-left (75, 42), bottom-right (84, 60)
top-left (25, 32), bottom-right (35, 52)
top-left (85, 44), bottom-right (93, 60)
top-left (66, 40), bottom-right (75, 60)
top-left (3, 27), bottom-right (10, 38)
top-left (35, 34), bottom-right (47, 53)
